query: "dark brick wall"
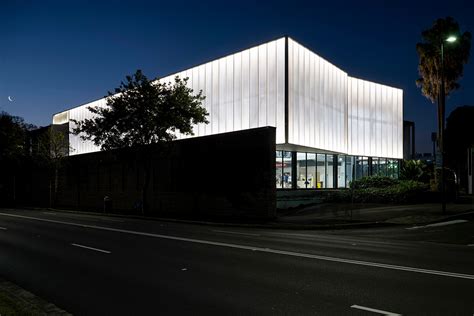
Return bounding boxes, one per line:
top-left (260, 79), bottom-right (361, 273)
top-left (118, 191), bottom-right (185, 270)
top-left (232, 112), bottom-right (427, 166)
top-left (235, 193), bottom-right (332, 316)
top-left (55, 127), bottom-right (276, 219)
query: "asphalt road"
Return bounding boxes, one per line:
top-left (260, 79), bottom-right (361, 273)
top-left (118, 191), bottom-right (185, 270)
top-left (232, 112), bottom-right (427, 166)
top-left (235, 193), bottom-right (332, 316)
top-left (0, 208), bottom-right (473, 315)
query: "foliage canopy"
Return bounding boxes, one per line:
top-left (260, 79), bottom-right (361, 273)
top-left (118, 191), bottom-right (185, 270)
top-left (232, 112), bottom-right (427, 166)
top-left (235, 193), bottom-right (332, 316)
top-left (416, 17), bottom-right (471, 103)
top-left (71, 70), bottom-right (208, 151)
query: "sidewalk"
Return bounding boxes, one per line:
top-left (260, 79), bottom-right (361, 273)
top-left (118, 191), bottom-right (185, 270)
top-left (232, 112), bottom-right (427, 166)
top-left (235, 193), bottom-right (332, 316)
top-left (13, 196), bottom-right (474, 230)
top-left (277, 199), bottom-right (474, 226)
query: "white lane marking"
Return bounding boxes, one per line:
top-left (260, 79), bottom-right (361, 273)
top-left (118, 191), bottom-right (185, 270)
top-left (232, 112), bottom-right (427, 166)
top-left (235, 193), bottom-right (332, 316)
top-left (0, 227), bottom-right (7, 230)
top-left (2, 212), bottom-right (474, 281)
top-left (407, 220), bottom-right (467, 230)
top-left (98, 217), bottom-right (125, 222)
top-left (46, 211), bottom-right (124, 222)
top-left (351, 304), bottom-right (401, 315)
top-left (468, 244), bottom-right (474, 247)
top-left (71, 243), bottom-right (111, 254)
top-left (212, 230), bottom-right (260, 237)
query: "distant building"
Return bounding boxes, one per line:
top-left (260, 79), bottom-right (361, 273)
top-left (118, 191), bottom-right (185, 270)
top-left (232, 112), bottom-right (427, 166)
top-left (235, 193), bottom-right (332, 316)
top-left (415, 152), bottom-right (434, 164)
top-left (403, 120), bottom-right (415, 160)
top-left (53, 36), bottom-right (403, 190)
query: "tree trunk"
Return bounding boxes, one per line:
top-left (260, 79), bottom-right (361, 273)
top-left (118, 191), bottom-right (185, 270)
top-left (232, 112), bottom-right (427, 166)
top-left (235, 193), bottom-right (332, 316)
top-left (141, 162), bottom-right (150, 216)
top-left (12, 174), bottom-right (16, 207)
top-left (53, 166), bottom-right (58, 208)
top-left (49, 178), bottom-right (52, 208)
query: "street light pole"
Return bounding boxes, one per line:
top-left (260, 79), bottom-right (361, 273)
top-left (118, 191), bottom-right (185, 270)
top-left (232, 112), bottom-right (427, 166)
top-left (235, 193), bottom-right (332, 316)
top-left (438, 35), bottom-right (457, 214)
top-left (439, 41), bottom-right (446, 213)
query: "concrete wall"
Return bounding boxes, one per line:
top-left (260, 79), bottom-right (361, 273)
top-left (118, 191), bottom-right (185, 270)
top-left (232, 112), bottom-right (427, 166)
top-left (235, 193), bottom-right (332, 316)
top-left (55, 127), bottom-right (276, 219)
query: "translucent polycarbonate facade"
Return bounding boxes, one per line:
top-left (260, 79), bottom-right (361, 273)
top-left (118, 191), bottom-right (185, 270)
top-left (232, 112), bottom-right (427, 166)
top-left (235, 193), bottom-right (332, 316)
top-left (57, 38), bottom-right (286, 155)
top-left (287, 38), bottom-right (348, 154)
top-left (53, 36), bottom-right (403, 159)
top-left (160, 38), bottom-right (286, 143)
top-left (64, 99), bottom-right (106, 155)
top-left (347, 77), bottom-right (403, 158)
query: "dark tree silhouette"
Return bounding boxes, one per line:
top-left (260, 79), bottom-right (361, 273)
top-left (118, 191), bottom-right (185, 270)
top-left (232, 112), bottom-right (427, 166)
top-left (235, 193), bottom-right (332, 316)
top-left (71, 70), bottom-right (208, 213)
top-left (416, 17), bottom-right (471, 103)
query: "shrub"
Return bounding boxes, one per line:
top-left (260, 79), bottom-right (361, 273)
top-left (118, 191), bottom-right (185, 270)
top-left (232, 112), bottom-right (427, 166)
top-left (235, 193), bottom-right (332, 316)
top-left (350, 176), bottom-right (398, 189)
top-left (347, 176), bottom-right (429, 204)
top-left (400, 160), bottom-right (432, 183)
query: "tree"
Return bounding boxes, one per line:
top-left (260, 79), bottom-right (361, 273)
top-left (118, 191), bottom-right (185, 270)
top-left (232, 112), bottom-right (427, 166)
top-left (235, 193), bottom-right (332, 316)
top-left (400, 160), bottom-right (431, 183)
top-left (0, 112), bottom-right (35, 205)
top-left (71, 69), bottom-right (208, 213)
top-left (416, 17), bottom-right (471, 103)
top-left (445, 105), bottom-right (474, 189)
top-left (36, 126), bottom-right (71, 207)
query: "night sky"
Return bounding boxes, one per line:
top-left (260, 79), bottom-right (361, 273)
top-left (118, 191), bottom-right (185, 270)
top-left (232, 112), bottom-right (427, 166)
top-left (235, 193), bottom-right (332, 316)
top-left (1, 0), bottom-right (473, 153)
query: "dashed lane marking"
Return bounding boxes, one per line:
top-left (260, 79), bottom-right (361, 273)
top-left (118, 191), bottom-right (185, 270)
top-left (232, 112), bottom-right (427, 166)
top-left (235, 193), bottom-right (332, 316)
top-left (351, 304), bottom-right (401, 315)
top-left (212, 230), bottom-right (261, 237)
top-left (71, 243), bottom-right (111, 254)
top-left (2, 212), bottom-right (474, 281)
top-left (406, 220), bottom-right (467, 230)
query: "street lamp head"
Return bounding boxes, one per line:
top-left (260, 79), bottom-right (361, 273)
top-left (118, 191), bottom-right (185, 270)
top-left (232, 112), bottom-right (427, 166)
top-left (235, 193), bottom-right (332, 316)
top-left (446, 36), bottom-right (457, 43)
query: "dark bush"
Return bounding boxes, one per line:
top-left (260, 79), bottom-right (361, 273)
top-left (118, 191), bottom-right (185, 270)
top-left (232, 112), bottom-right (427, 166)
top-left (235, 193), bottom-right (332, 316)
top-left (347, 176), bottom-right (429, 204)
top-left (350, 176), bottom-right (398, 189)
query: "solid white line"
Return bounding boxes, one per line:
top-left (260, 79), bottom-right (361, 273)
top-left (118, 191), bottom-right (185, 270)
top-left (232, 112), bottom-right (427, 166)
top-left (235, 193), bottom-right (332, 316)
top-left (71, 243), bottom-right (111, 254)
top-left (46, 212), bottom-right (124, 222)
top-left (351, 304), bottom-right (401, 315)
top-left (212, 230), bottom-right (260, 237)
top-left (2, 212), bottom-right (474, 281)
top-left (407, 220), bottom-right (467, 230)
top-left (0, 227), bottom-right (7, 230)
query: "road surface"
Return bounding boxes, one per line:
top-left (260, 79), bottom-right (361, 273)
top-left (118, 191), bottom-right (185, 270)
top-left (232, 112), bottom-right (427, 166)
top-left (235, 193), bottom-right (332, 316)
top-left (0, 208), bottom-right (473, 315)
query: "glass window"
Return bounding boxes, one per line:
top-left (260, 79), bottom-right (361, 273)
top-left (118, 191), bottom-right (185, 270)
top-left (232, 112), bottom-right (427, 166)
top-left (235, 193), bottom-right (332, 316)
top-left (362, 157), bottom-right (369, 178)
top-left (393, 160), bottom-right (399, 179)
top-left (283, 151), bottom-right (292, 188)
top-left (372, 158), bottom-right (380, 176)
top-left (296, 152), bottom-right (307, 189)
top-left (317, 154), bottom-right (326, 189)
top-left (355, 156), bottom-right (364, 180)
top-left (387, 159), bottom-right (399, 179)
top-left (380, 159), bottom-right (386, 176)
top-left (275, 151), bottom-right (283, 188)
top-left (326, 154), bottom-right (334, 188)
top-left (345, 156), bottom-right (354, 187)
top-left (337, 155), bottom-right (346, 188)
top-left (307, 153), bottom-right (317, 189)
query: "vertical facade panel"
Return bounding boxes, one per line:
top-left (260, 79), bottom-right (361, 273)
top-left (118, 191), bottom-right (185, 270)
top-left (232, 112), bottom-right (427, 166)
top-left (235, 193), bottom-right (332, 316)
top-left (267, 40), bottom-right (276, 129)
top-left (241, 50), bottom-right (250, 130)
top-left (258, 44), bottom-right (267, 128)
top-left (275, 38), bottom-right (285, 143)
top-left (249, 47), bottom-right (259, 129)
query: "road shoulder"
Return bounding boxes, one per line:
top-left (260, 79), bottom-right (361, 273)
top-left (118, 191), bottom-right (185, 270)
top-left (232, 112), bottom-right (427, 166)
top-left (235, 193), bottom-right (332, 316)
top-left (0, 277), bottom-right (70, 315)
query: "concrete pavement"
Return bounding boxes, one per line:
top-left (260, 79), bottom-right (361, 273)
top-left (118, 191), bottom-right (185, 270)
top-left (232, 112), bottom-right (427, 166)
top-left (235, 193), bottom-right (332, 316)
top-left (0, 207), bottom-right (473, 315)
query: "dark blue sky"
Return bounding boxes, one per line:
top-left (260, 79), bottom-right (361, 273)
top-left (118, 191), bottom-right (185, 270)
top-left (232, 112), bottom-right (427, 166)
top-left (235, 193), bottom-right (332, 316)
top-left (1, 0), bottom-right (473, 152)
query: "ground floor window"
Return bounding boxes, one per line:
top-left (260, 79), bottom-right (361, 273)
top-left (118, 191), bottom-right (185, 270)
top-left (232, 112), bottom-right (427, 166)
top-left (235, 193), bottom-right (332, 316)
top-left (317, 154), bottom-right (326, 188)
top-left (276, 150), bottom-right (400, 189)
top-left (296, 152), bottom-right (307, 189)
top-left (337, 156), bottom-right (346, 188)
top-left (307, 153), bottom-right (317, 189)
top-left (283, 151), bottom-right (292, 188)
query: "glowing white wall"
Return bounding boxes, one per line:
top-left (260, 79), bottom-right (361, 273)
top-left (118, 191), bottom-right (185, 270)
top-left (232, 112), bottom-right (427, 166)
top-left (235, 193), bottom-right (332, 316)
top-left (53, 36), bottom-right (403, 159)
top-left (347, 76), bottom-right (403, 159)
top-left (56, 38), bottom-right (286, 155)
top-left (160, 38), bottom-right (286, 143)
top-left (287, 38), bottom-right (348, 153)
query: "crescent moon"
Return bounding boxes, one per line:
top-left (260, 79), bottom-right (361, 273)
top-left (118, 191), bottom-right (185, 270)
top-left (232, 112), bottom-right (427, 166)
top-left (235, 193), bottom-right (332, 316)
top-left (8, 96), bottom-right (13, 102)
